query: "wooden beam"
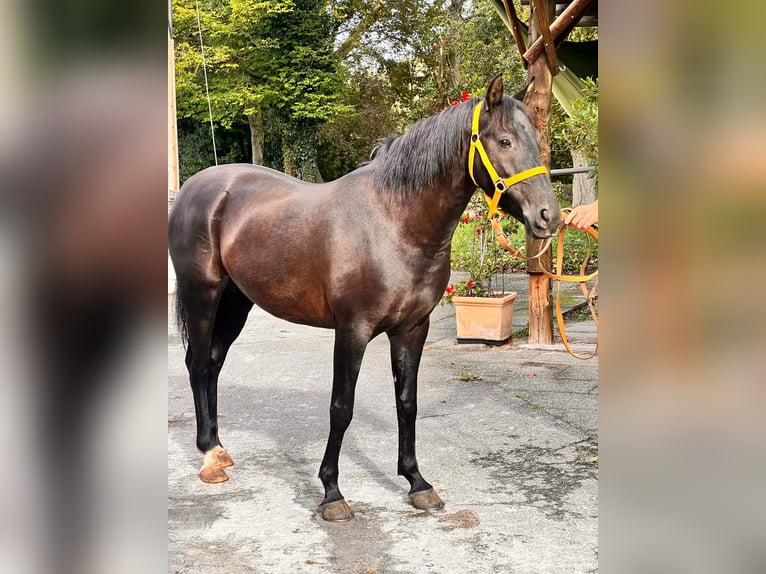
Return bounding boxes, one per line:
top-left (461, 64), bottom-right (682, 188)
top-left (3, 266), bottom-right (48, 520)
top-left (168, 28), bottom-right (180, 207)
top-left (501, 0), bottom-right (528, 66)
top-left (523, 0), bottom-right (593, 65)
top-left (334, 0), bottom-right (385, 60)
top-left (525, 0), bottom-right (555, 345)
top-left (530, 0), bottom-right (559, 75)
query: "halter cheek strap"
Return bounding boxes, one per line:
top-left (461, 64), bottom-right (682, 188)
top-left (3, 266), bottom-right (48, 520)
top-left (468, 100), bottom-right (548, 219)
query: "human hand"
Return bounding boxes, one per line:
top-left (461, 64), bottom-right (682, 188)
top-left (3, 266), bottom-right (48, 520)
top-left (564, 200), bottom-right (598, 230)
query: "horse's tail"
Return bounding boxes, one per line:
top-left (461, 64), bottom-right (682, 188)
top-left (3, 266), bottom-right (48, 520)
top-left (175, 285), bottom-right (189, 349)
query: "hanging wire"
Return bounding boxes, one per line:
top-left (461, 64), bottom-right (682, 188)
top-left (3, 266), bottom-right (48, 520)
top-left (194, 0), bottom-right (218, 165)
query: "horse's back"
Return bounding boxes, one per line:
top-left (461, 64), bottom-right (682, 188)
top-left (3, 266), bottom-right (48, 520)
top-left (170, 163), bottom-right (303, 241)
top-left (172, 163), bottom-right (299, 210)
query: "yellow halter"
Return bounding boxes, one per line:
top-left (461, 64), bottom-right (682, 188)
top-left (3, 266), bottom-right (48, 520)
top-left (468, 100), bottom-right (548, 219)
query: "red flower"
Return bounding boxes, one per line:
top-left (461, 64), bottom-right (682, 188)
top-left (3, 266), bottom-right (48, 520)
top-left (461, 91), bottom-right (470, 102)
top-left (451, 100), bottom-right (459, 106)
top-left (475, 228), bottom-right (481, 235)
top-left (461, 215), bottom-right (470, 224)
top-left (467, 281), bottom-right (475, 288)
top-left (445, 284), bottom-right (455, 295)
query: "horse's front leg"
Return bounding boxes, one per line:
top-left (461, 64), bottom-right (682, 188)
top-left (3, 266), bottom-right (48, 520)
top-left (388, 318), bottom-right (445, 511)
top-left (317, 327), bottom-right (370, 521)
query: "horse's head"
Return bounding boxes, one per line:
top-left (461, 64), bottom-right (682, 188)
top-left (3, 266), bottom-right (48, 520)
top-left (469, 74), bottom-right (561, 239)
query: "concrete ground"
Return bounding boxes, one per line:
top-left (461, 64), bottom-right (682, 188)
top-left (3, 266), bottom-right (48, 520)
top-left (168, 273), bottom-right (598, 573)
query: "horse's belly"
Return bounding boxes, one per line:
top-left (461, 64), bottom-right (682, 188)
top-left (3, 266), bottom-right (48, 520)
top-left (237, 279), bottom-right (335, 329)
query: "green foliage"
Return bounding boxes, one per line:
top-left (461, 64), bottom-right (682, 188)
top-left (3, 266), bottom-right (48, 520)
top-left (172, 0), bottom-right (350, 179)
top-left (443, 192), bottom-right (524, 304)
top-left (553, 77), bottom-right (599, 185)
top-left (253, 0), bottom-right (349, 122)
top-left (317, 71), bottom-right (400, 180)
top-left (337, 0), bottom-right (527, 124)
top-left (177, 118), bottom-right (250, 184)
top-left (172, 0), bottom-right (597, 190)
top-left (173, 0), bottom-right (279, 126)
top-left (281, 119), bottom-right (319, 181)
top-left (455, 0), bottom-right (527, 96)
top-left (177, 122), bottom-right (214, 183)
top-left (552, 179), bottom-right (573, 210)
top-left (449, 195), bottom-right (598, 282)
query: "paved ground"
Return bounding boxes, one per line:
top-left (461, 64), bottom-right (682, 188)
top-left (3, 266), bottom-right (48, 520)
top-left (168, 273), bottom-right (598, 573)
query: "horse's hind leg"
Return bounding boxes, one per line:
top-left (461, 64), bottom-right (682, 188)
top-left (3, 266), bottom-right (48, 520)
top-left (199, 280), bottom-right (253, 481)
top-left (177, 277), bottom-right (251, 483)
top-left (388, 318), bottom-right (444, 510)
top-left (177, 279), bottom-right (226, 482)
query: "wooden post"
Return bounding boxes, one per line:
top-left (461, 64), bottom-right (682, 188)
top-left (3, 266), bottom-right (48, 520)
top-left (530, 0), bottom-right (558, 75)
top-left (525, 0), bottom-right (556, 345)
top-left (168, 11), bottom-right (180, 209)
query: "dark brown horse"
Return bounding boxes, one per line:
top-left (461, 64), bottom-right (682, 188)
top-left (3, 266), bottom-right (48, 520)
top-left (168, 74), bottom-right (561, 521)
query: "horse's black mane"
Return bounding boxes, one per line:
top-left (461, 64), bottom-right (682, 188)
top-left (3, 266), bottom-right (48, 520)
top-left (370, 99), bottom-right (478, 197)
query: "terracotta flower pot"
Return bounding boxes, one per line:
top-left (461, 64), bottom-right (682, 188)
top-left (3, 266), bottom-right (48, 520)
top-left (452, 292), bottom-right (517, 344)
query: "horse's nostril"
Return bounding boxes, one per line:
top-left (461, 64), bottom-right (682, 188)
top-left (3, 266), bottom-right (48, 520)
top-left (540, 208), bottom-right (550, 224)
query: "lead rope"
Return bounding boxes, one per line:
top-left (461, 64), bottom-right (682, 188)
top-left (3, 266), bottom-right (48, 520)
top-left (490, 209), bottom-right (598, 359)
top-left (489, 215), bottom-right (552, 261)
top-left (543, 212), bottom-right (598, 359)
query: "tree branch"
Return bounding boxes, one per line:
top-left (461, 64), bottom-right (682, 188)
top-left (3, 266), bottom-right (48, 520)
top-left (334, 0), bottom-right (386, 60)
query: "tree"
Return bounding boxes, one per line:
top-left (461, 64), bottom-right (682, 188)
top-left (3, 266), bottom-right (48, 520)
top-left (172, 0), bottom-right (349, 181)
top-left (174, 0), bottom-right (275, 163)
top-left (317, 71), bottom-right (400, 180)
top-left (336, 0), bottom-right (527, 122)
top-left (172, 0), bottom-right (588, 184)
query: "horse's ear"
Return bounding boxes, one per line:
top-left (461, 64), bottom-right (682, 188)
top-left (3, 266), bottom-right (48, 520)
top-left (513, 77), bottom-right (535, 103)
top-left (485, 74), bottom-right (504, 109)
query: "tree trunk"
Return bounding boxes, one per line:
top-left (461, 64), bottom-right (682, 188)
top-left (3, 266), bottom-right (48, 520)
top-left (570, 148), bottom-right (596, 206)
top-left (248, 109), bottom-right (264, 165)
top-left (282, 120), bottom-right (319, 182)
top-left (447, 0), bottom-right (463, 91)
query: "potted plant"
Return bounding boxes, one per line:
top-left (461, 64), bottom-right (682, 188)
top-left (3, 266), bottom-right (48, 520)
top-left (442, 192), bottom-right (520, 344)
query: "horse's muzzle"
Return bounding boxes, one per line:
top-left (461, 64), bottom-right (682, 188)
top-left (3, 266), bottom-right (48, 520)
top-left (526, 207), bottom-right (562, 239)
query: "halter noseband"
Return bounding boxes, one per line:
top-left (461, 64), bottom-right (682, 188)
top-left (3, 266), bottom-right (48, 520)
top-left (468, 100), bottom-right (548, 219)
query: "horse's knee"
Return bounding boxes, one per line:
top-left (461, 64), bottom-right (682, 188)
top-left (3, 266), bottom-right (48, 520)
top-left (396, 396), bottom-right (417, 422)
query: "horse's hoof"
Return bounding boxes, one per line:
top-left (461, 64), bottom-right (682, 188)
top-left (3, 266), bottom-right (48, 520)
top-left (410, 488), bottom-right (444, 510)
top-left (199, 465), bottom-right (229, 483)
top-left (198, 447), bottom-right (233, 483)
top-left (211, 446), bottom-right (234, 468)
top-left (319, 499), bottom-right (354, 522)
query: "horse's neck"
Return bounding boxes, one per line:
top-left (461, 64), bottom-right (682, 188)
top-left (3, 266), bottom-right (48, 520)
top-left (388, 179), bottom-right (476, 254)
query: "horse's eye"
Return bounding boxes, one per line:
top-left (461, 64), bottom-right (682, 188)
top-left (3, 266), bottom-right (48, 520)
top-left (498, 138), bottom-right (512, 149)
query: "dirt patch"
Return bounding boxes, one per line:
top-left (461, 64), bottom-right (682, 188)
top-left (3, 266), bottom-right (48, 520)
top-left (438, 509), bottom-right (480, 531)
